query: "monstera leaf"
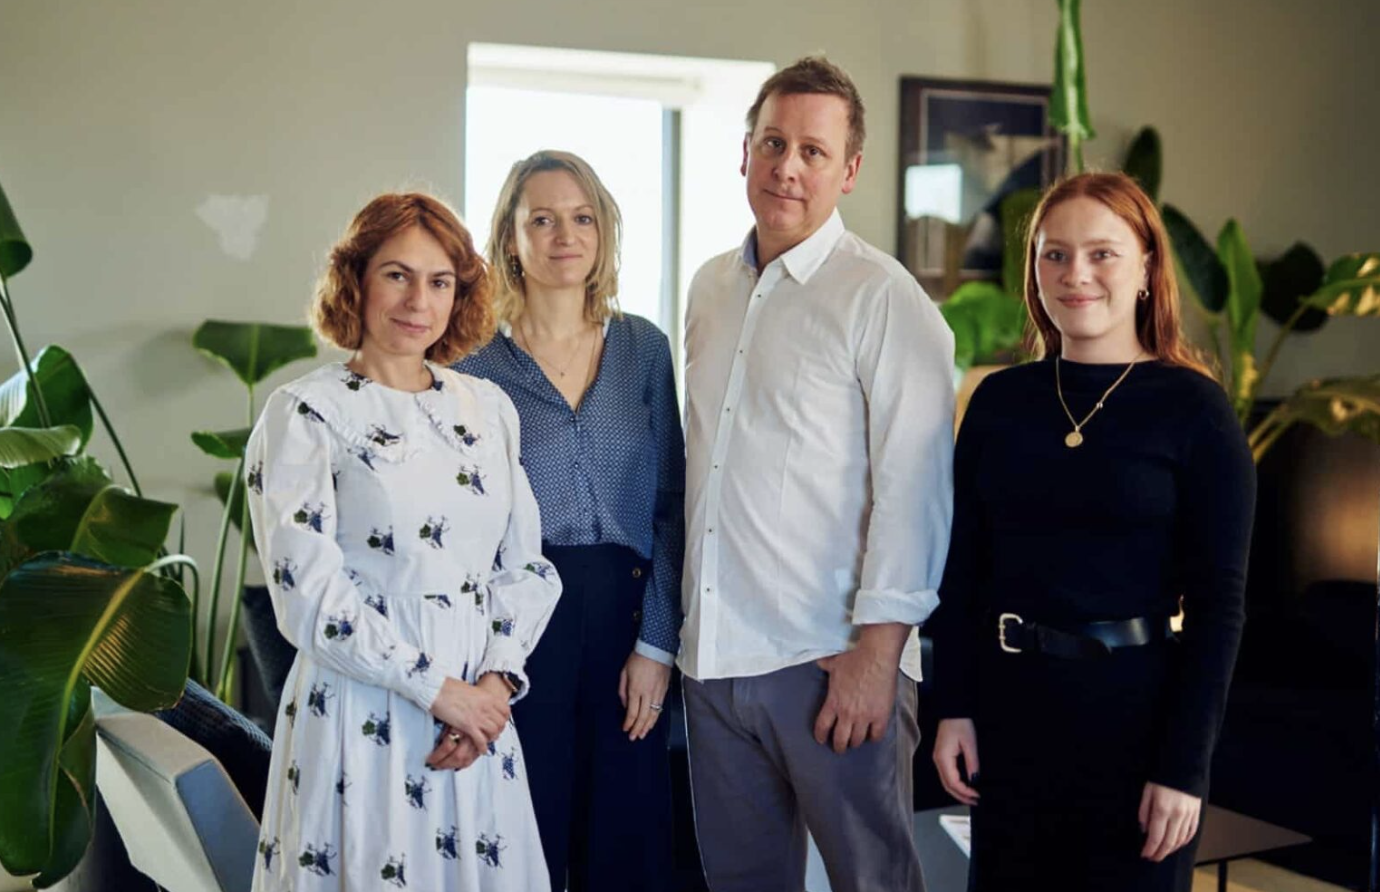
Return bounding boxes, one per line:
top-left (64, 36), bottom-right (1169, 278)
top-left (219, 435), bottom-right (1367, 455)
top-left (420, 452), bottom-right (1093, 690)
top-left (1000, 188), bottom-right (1040, 296)
top-left (0, 179), bottom-right (32, 278)
top-left (0, 346), bottom-right (95, 448)
top-left (1304, 253), bottom-right (1380, 317)
top-left (1260, 243), bottom-right (1329, 332)
top-left (0, 553), bottom-right (190, 884)
top-left (192, 320), bottom-right (317, 387)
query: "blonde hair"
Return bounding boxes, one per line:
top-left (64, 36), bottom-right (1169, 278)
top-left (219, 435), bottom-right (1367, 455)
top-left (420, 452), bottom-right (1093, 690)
top-left (487, 150), bottom-right (622, 324)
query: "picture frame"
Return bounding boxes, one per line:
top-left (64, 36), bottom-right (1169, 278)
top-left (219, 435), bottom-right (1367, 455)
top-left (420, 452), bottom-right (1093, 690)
top-left (897, 76), bottom-right (1064, 297)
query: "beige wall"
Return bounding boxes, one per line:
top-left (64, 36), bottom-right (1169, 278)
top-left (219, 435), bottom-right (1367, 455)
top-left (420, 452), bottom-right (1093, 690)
top-left (1, 0), bottom-right (1377, 625)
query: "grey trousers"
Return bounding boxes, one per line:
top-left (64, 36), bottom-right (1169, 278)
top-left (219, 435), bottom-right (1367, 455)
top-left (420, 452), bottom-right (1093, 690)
top-left (683, 661), bottom-right (924, 892)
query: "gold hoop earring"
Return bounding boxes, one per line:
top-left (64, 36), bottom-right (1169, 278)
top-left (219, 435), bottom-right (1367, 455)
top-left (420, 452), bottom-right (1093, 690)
top-left (1136, 288), bottom-right (1150, 301)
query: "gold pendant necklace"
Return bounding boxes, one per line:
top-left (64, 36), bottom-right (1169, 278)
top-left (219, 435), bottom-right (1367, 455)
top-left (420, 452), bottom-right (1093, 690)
top-left (1055, 353), bottom-right (1143, 448)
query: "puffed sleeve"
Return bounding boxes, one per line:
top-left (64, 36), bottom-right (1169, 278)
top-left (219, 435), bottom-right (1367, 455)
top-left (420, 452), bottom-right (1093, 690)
top-left (477, 389), bottom-right (562, 700)
top-left (246, 387), bottom-right (459, 712)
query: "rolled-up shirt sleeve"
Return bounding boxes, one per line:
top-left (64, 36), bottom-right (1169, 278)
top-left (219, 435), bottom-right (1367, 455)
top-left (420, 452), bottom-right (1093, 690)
top-left (850, 277), bottom-right (956, 628)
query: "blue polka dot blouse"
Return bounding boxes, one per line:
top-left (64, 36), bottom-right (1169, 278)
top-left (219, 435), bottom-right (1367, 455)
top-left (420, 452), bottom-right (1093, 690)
top-left (455, 313), bottom-right (685, 662)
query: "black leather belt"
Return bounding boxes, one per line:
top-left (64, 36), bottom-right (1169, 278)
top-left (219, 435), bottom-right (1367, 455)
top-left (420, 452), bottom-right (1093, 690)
top-left (994, 612), bottom-right (1173, 659)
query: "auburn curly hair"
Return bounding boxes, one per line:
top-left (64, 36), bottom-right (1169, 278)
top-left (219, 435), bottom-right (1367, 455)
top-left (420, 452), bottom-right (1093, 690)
top-left (313, 192), bottom-right (495, 364)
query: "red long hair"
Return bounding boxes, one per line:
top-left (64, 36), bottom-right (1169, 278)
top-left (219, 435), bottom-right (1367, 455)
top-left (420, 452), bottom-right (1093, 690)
top-left (1021, 172), bottom-right (1213, 378)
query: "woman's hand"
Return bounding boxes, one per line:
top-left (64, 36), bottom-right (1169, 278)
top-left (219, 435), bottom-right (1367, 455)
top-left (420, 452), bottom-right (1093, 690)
top-left (428, 675), bottom-right (510, 752)
top-left (1139, 782), bottom-right (1201, 862)
top-left (933, 718), bottom-right (981, 806)
top-left (426, 725), bottom-right (482, 771)
top-left (619, 651), bottom-right (671, 741)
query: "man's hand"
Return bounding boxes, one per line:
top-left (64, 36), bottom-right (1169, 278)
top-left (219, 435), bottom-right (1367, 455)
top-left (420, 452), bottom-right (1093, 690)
top-left (812, 623), bottom-right (909, 754)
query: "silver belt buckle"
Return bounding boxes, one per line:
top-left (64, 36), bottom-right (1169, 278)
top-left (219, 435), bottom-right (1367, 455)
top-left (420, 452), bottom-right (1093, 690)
top-left (998, 612), bottom-right (1024, 653)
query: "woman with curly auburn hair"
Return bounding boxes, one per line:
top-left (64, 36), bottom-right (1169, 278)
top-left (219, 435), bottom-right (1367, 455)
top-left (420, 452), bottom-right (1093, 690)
top-left (455, 152), bottom-right (684, 892)
top-left (932, 172), bottom-right (1255, 891)
top-left (246, 191), bottom-right (561, 891)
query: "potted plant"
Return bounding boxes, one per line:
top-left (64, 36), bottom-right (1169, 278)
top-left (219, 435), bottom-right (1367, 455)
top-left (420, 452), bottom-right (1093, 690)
top-left (0, 180), bottom-right (194, 887)
top-left (189, 320), bottom-right (316, 703)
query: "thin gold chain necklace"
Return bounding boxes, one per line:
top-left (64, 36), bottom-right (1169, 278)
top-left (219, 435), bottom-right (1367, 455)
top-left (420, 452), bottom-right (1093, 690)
top-left (517, 320), bottom-right (593, 379)
top-left (1055, 353), bottom-right (1143, 448)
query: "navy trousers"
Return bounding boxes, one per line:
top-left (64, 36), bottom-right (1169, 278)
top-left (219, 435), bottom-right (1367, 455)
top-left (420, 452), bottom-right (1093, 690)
top-left (514, 543), bottom-right (675, 892)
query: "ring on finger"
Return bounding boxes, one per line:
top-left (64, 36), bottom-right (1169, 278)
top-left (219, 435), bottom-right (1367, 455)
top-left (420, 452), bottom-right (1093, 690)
top-left (447, 732), bottom-right (461, 743)
top-left (649, 703), bottom-right (663, 712)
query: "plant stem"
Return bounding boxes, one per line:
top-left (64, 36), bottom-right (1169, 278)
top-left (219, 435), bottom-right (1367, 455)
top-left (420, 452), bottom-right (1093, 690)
top-left (0, 273), bottom-right (52, 428)
top-left (86, 385), bottom-right (142, 497)
top-left (1250, 414), bottom-right (1295, 463)
top-left (1253, 303), bottom-right (1309, 408)
top-left (215, 385), bottom-right (256, 702)
top-left (203, 453), bottom-right (243, 688)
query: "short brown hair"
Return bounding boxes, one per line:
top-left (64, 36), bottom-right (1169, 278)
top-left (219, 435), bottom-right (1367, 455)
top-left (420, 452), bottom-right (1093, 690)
top-left (745, 56), bottom-right (866, 159)
top-left (313, 192), bottom-right (494, 364)
top-left (487, 150), bottom-right (622, 324)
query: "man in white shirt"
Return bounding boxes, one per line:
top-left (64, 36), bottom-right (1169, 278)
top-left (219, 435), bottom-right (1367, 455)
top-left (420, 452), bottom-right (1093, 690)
top-left (679, 57), bottom-right (955, 891)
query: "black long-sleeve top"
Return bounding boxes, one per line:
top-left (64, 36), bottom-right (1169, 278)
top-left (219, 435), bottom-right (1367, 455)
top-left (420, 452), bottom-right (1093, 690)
top-left (931, 358), bottom-right (1256, 797)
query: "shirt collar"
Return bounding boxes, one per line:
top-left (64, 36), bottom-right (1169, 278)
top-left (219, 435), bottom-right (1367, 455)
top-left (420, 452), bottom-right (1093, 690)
top-left (738, 209), bottom-right (846, 285)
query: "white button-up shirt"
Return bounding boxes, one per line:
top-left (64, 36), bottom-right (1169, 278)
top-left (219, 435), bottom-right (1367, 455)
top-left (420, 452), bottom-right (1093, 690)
top-left (679, 211), bottom-right (955, 682)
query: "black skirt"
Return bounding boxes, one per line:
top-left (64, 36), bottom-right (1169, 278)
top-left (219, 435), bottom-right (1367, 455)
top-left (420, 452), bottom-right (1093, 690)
top-left (968, 637), bottom-right (1200, 892)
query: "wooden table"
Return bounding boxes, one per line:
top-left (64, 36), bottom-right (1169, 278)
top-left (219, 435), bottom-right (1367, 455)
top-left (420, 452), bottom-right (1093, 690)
top-left (913, 804), bottom-right (1311, 892)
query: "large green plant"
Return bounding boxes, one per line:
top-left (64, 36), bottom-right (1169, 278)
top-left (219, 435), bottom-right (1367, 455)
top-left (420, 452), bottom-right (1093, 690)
top-left (190, 320), bottom-right (315, 702)
top-left (1164, 205), bottom-right (1380, 459)
top-left (0, 180), bottom-right (194, 886)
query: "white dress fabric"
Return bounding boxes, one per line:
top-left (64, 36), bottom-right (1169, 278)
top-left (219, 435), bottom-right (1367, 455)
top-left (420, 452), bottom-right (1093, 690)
top-left (245, 362), bottom-right (561, 892)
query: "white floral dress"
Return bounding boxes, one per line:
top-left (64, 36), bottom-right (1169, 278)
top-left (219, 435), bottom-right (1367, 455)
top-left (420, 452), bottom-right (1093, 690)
top-left (245, 362), bottom-right (561, 892)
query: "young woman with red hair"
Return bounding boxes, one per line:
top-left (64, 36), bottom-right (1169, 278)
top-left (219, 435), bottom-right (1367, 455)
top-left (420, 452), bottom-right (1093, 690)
top-left (932, 172), bottom-right (1256, 891)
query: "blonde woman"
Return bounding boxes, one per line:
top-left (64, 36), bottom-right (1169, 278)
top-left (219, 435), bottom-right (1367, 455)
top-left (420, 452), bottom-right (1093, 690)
top-left (455, 150), bottom-right (683, 892)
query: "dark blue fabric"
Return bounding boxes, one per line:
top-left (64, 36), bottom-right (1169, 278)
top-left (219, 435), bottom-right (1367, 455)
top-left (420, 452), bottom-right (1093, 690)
top-left (513, 543), bottom-right (674, 892)
top-left (155, 678), bottom-right (272, 820)
top-left (455, 313), bottom-right (685, 656)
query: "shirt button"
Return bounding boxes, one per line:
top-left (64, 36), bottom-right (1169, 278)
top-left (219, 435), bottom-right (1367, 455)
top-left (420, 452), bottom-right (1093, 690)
top-left (705, 587), bottom-right (712, 593)
top-left (707, 528), bottom-right (714, 534)
top-left (631, 567), bottom-right (642, 579)
top-left (632, 609), bottom-right (642, 622)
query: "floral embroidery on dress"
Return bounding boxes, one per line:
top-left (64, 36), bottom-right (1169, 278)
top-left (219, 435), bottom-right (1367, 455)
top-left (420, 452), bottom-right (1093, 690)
top-left (362, 712), bottom-right (391, 746)
top-left (436, 826), bottom-right (460, 860)
top-left (419, 516), bottom-right (449, 548)
top-left (293, 502), bottom-right (328, 533)
top-left (369, 424), bottom-right (402, 447)
top-left (367, 526), bottom-right (395, 555)
top-left (273, 558), bottom-right (297, 591)
top-left (456, 465), bottom-right (486, 495)
top-left (298, 843), bottom-right (336, 876)
top-left (307, 682), bottom-right (332, 717)
top-left (424, 593), bottom-right (452, 608)
top-left (323, 612), bottom-right (354, 640)
top-left (381, 854), bottom-right (407, 887)
top-left (343, 369), bottom-right (371, 392)
top-left (476, 834), bottom-right (506, 868)
top-left (404, 774), bottom-right (431, 810)
top-left (246, 462), bottom-right (264, 494)
top-left (258, 837), bottom-right (280, 870)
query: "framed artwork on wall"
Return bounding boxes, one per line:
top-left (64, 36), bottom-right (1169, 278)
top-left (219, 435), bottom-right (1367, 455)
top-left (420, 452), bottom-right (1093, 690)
top-left (897, 76), bottom-right (1063, 298)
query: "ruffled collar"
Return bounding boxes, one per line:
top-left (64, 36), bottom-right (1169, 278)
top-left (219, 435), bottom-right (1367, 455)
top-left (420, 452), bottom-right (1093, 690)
top-left (283, 363), bottom-right (485, 462)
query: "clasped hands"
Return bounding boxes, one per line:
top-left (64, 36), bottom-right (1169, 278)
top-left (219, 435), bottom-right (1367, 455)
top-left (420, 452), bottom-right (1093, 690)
top-left (426, 674), bottom-right (512, 770)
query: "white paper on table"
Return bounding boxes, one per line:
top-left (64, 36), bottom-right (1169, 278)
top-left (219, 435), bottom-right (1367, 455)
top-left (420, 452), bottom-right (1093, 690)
top-left (939, 814), bottom-right (971, 857)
